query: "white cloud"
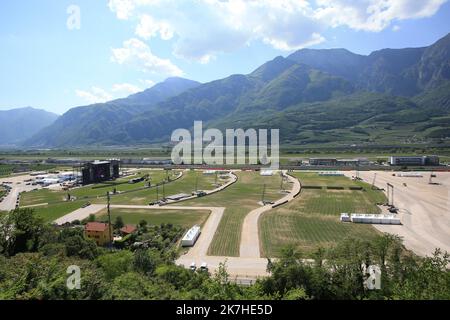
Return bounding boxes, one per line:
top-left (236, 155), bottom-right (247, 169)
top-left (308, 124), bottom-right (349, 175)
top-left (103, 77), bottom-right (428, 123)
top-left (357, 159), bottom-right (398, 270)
top-left (139, 79), bottom-right (156, 88)
top-left (392, 25), bottom-right (401, 32)
top-left (314, 0), bottom-right (447, 32)
top-left (135, 14), bottom-right (174, 40)
top-left (76, 87), bottom-right (113, 104)
top-left (264, 33), bottom-right (326, 51)
top-left (112, 83), bottom-right (142, 94)
top-left (108, 0), bottom-right (135, 20)
top-left (171, 0), bottom-right (325, 61)
top-left (107, 0), bottom-right (447, 62)
top-left (108, 0), bottom-right (162, 20)
top-left (111, 38), bottom-right (183, 76)
top-left (76, 83), bottom-right (145, 104)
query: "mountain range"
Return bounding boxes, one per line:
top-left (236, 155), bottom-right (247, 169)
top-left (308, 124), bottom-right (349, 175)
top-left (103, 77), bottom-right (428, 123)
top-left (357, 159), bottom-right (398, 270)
top-left (15, 33), bottom-right (450, 148)
top-left (0, 107), bottom-right (59, 146)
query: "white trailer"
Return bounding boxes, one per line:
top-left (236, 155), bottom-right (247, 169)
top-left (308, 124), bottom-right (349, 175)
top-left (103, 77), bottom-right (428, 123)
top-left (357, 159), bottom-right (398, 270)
top-left (181, 225), bottom-right (201, 247)
top-left (349, 213), bottom-right (401, 225)
top-left (340, 213), bottom-right (351, 222)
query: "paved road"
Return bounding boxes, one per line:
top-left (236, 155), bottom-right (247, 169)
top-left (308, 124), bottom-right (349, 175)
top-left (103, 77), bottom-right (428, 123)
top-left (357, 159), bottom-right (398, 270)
top-left (344, 170), bottom-right (450, 256)
top-left (54, 204), bottom-right (107, 225)
top-left (239, 171), bottom-right (301, 258)
top-left (0, 174), bottom-right (41, 211)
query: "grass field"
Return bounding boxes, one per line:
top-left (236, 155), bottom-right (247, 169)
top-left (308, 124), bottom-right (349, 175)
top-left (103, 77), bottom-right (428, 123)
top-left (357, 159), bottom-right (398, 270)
top-left (96, 208), bottom-right (210, 228)
top-left (180, 171), bottom-right (285, 257)
top-left (108, 170), bottom-right (220, 205)
top-left (19, 170), bottom-right (179, 222)
top-left (31, 200), bottom-right (88, 223)
top-left (295, 173), bottom-right (359, 187)
top-left (260, 172), bottom-right (386, 258)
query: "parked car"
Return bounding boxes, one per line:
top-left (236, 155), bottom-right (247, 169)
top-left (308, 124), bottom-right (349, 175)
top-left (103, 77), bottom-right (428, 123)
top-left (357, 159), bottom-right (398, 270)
top-left (81, 202), bottom-right (91, 208)
top-left (200, 262), bottom-right (208, 272)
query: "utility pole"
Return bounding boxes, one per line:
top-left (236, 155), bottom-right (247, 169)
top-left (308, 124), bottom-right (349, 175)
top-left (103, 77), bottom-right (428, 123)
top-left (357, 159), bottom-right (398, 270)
top-left (107, 191), bottom-right (113, 249)
top-left (261, 183), bottom-right (266, 204)
top-left (371, 173), bottom-right (377, 190)
top-left (391, 184), bottom-right (394, 207)
top-left (386, 183), bottom-right (390, 206)
top-left (387, 183), bottom-right (394, 207)
top-left (162, 181), bottom-right (166, 200)
top-left (195, 173), bottom-right (198, 192)
top-left (280, 172), bottom-right (284, 191)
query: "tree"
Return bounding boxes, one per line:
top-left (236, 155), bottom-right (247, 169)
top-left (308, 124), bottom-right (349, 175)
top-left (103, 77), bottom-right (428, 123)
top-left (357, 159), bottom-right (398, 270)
top-left (284, 288), bottom-right (309, 300)
top-left (114, 216), bottom-right (124, 230)
top-left (106, 272), bottom-right (161, 300)
top-left (139, 220), bottom-right (148, 228)
top-left (0, 209), bottom-right (45, 256)
top-left (392, 249), bottom-right (450, 300)
top-left (60, 228), bottom-right (98, 259)
top-left (96, 251), bottom-right (133, 280)
top-left (372, 233), bottom-right (402, 266)
top-left (133, 249), bottom-right (156, 275)
top-left (139, 220), bottom-right (148, 233)
top-left (312, 247), bottom-right (325, 268)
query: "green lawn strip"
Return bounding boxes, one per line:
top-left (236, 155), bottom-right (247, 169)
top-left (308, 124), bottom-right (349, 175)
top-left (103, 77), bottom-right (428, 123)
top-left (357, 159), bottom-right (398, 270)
top-left (19, 170), bottom-right (179, 223)
top-left (20, 170), bottom-right (178, 207)
top-left (293, 172), bottom-right (359, 187)
top-left (96, 208), bottom-right (210, 229)
top-left (20, 188), bottom-right (67, 206)
top-left (31, 200), bottom-right (87, 223)
top-left (260, 213), bottom-right (378, 257)
top-left (108, 171), bottom-right (217, 205)
top-left (260, 175), bottom-right (386, 258)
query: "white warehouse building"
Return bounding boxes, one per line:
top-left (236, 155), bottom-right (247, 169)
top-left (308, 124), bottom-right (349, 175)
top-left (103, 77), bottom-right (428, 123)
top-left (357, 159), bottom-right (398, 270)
top-left (181, 225), bottom-right (201, 247)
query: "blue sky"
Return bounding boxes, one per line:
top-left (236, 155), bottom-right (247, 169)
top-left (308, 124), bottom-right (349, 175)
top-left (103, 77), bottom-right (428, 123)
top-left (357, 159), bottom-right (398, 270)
top-left (1, 0), bottom-right (449, 114)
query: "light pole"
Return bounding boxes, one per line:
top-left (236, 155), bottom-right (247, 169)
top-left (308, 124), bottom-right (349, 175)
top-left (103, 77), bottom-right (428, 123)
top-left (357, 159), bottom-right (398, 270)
top-left (107, 191), bottom-right (113, 248)
top-left (261, 183), bottom-right (266, 204)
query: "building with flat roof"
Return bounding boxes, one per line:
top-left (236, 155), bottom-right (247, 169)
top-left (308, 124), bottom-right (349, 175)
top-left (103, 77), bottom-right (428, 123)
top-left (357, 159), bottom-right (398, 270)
top-left (309, 158), bottom-right (338, 166)
top-left (309, 158), bottom-right (370, 166)
top-left (81, 160), bottom-right (120, 185)
top-left (389, 156), bottom-right (439, 166)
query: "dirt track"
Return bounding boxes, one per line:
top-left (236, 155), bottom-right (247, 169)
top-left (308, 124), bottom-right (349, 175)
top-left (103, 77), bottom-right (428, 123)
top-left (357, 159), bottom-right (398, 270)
top-left (344, 170), bottom-right (450, 256)
top-left (239, 172), bottom-right (301, 258)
